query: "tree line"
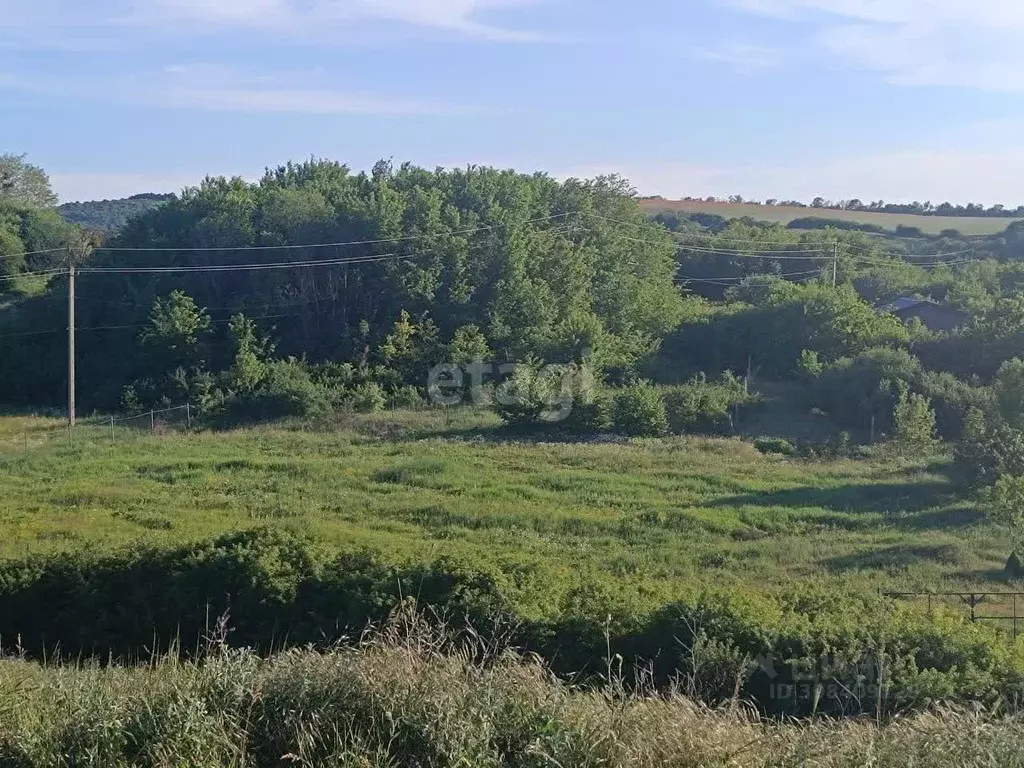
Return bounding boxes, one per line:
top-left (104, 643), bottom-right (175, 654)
top-left (656, 194), bottom-right (1024, 218)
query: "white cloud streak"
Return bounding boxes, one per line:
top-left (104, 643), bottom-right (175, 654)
top-left (727, 0), bottom-right (1024, 92)
top-left (0, 64), bottom-right (467, 115)
top-left (2, 0), bottom-right (548, 43)
top-left (695, 41), bottom-right (784, 72)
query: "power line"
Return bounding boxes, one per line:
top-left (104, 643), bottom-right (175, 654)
top-left (0, 310), bottom-right (317, 343)
top-left (79, 252), bottom-right (410, 275)
top-left (676, 268), bottom-right (824, 285)
top-left (0, 268), bottom-right (67, 284)
top-left (0, 247), bottom-right (68, 262)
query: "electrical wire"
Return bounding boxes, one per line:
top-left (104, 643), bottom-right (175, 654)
top-left (0, 268), bottom-right (67, 284)
top-left (0, 247), bottom-right (68, 262)
top-left (79, 252), bottom-right (410, 275)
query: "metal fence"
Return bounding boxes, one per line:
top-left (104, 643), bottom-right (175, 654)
top-left (0, 404), bottom-right (195, 454)
top-left (884, 591), bottom-right (1024, 639)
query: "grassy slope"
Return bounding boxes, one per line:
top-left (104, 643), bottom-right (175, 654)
top-left (0, 411), bottom-right (1005, 607)
top-left (640, 199), bottom-right (1020, 236)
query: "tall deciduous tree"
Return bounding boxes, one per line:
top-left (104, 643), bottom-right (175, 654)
top-left (0, 154), bottom-right (58, 209)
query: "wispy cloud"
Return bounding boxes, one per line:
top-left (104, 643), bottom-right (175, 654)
top-left (1, 0), bottom-right (551, 45)
top-left (726, 0), bottom-right (1024, 92)
top-left (0, 63), bottom-right (468, 116)
top-left (695, 41), bottom-right (784, 73)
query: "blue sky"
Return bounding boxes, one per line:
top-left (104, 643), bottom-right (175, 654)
top-left (3, 0), bottom-right (1024, 204)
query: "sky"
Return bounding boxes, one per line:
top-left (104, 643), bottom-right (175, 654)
top-left (3, 0), bottom-right (1024, 204)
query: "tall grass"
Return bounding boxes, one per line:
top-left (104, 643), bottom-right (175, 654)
top-left (0, 614), bottom-right (1022, 767)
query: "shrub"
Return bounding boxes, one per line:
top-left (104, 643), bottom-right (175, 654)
top-left (812, 347), bottom-right (922, 438)
top-left (561, 389), bottom-right (613, 434)
top-left (917, 370), bottom-right (993, 441)
top-left (754, 437), bottom-right (796, 456)
top-left (612, 384), bottom-right (669, 437)
top-left (662, 373), bottom-right (753, 436)
top-left (494, 363), bottom-right (588, 429)
top-left (215, 360), bottom-right (330, 423)
top-left (892, 391), bottom-right (939, 455)
top-left (1, 531), bottom-right (1024, 717)
top-left (387, 385), bottom-right (424, 410)
top-left (953, 412), bottom-right (1024, 489)
top-left (348, 381), bottom-right (387, 413)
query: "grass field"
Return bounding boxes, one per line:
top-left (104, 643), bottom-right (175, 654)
top-left (640, 199), bottom-right (1020, 236)
top-left (2, 617), bottom-right (1022, 767)
top-left (0, 409), bottom-right (1007, 605)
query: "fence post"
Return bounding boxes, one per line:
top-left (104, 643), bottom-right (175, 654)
top-left (186, 403), bottom-right (192, 431)
top-left (150, 410), bottom-right (155, 433)
top-left (110, 416), bottom-right (115, 445)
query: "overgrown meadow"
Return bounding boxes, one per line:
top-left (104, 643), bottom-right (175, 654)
top-left (2, 409), bottom-right (1023, 728)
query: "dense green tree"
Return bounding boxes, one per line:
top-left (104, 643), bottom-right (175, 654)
top-left (140, 291), bottom-right (211, 372)
top-left (0, 154), bottom-right (58, 209)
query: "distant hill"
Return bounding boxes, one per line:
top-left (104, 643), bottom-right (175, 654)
top-left (59, 193), bottom-right (175, 234)
top-left (639, 199), bottom-right (1022, 237)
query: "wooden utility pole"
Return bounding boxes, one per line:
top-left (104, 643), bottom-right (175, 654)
top-left (67, 257), bottom-right (76, 428)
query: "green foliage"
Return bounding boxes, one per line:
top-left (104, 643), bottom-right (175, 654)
top-left (0, 153), bottom-right (57, 208)
top-left (811, 348), bottom-right (922, 438)
top-left (59, 193), bottom-right (174, 233)
top-left (987, 475), bottom-right (1024, 558)
top-left (5, 162), bottom-right (683, 413)
top-left (379, 310), bottom-right (444, 386)
top-left (448, 324), bottom-right (492, 365)
top-left (225, 313), bottom-right (275, 395)
top-left (662, 373), bottom-right (755, 435)
top-left (754, 437), bottom-right (797, 456)
top-left (387, 384), bottom-right (424, 410)
top-left (954, 413), bottom-right (1024, 490)
top-left (797, 349), bottom-right (824, 379)
top-left (140, 291), bottom-right (211, 370)
top-left (662, 283), bottom-right (909, 379)
top-left (492, 362), bottom-right (586, 429)
top-left (892, 391), bottom-right (939, 455)
top-left (995, 358), bottom-right (1024, 430)
top-left (612, 383), bottom-right (669, 437)
top-left (347, 381), bottom-right (387, 413)
top-left (4, 629), bottom-right (1024, 766)
top-left (215, 360), bottom-right (331, 423)
top-left (917, 371), bottom-right (993, 441)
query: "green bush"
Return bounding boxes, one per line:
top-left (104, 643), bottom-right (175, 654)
top-left (954, 412), bottom-right (1024, 489)
top-left (348, 381), bottom-right (387, 413)
top-left (214, 360), bottom-right (330, 423)
top-left (754, 437), bottom-right (796, 456)
top-left (917, 370), bottom-right (993, 441)
top-left (892, 391), bottom-right (939, 455)
top-left (494, 363), bottom-right (588, 429)
top-left (1, 530), bottom-right (1023, 717)
top-left (562, 390), bottom-right (613, 434)
top-left (662, 373), bottom-right (754, 435)
top-left (387, 384), bottom-right (424, 410)
top-left (613, 384), bottom-right (669, 437)
top-left (812, 347), bottom-right (922, 438)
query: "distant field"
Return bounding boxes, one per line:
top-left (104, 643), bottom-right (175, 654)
top-left (640, 199), bottom-right (1020, 236)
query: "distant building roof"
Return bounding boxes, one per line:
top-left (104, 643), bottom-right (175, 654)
top-left (879, 297), bottom-right (970, 332)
